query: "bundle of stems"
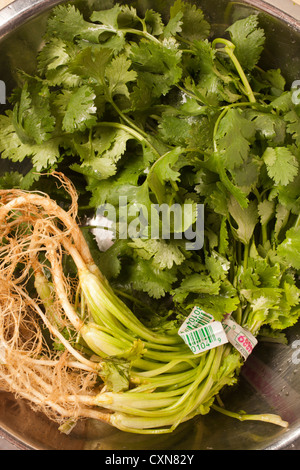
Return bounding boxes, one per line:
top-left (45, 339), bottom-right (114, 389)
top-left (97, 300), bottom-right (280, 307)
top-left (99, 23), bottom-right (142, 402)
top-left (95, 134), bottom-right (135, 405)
top-left (0, 173), bottom-right (288, 434)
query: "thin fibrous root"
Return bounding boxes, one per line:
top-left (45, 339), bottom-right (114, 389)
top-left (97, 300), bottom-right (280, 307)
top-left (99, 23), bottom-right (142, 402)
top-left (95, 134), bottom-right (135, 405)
top-left (0, 171), bottom-right (103, 281)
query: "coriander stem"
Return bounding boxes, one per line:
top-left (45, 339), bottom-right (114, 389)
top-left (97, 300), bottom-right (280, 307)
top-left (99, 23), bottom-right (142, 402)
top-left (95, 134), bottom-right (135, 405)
top-left (175, 34), bottom-right (194, 47)
top-left (235, 305), bottom-right (242, 325)
top-left (95, 121), bottom-right (161, 159)
top-left (165, 349), bottom-right (216, 412)
top-left (238, 241), bottom-right (242, 266)
top-left (212, 38), bottom-right (256, 103)
top-left (122, 28), bottom-right (161, 44)
top-left (226, 47), bottom-right (256, 103)
top-left (241, 304), bottom-right (251, 326)
top-left (91, 19), bottom-right (161, 45)
top-left (96, 121), bottom-right (144, 142)
top-left (220, 101), bottom-right (259, 111)
top-left (262, 224), bottom-right (268, 245)
top-left (110, 99), bottom-right (149, 140)
top-left (180, 48), bottom-right (196, 55)
top-left (253, 187), bottom-right (261, 203)
top-left (243, 243), bottom-right (249, 270)
top-left (212, 404), bottom-right (288, 428)
top-left (213, 107), bottom-right (228, 152)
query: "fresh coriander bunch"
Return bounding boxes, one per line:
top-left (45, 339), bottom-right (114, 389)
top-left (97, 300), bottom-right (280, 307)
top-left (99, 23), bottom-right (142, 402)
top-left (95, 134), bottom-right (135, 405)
top-left (0, 174), bottom-right (288, 434)
top-left (0, 0), bottom-right (299, 433)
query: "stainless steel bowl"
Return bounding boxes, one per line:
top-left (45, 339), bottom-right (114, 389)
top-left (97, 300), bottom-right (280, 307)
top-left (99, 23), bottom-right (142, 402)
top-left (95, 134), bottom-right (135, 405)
top-left (0, 0), bottom-right (300, 451)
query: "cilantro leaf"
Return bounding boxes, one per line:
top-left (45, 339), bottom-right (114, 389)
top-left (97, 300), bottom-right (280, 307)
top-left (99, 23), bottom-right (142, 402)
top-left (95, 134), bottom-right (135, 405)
top-left (12, 79), bottom-right (56, 145)
top-left (128, 238), bottom-right (185, 270)
top-left (277, 227), bottom-right (300, 270)
top-left (74, 126), bottom-right (134, 181)
top-left (163, 10), bottom-right (183, 39)
top-left (190, 40), bottom-right (240, 106)
top-left (285, 109), bottom-right (300, 146)
top-left (266, 281), bottom-right (300, 330)
top-left (170, 0), bottom-right (210, 42)
top-left (130, 38), bottom-right (182, 98)
top-left (95, 239), bottom-right (133, 281)
top-left (37, 38), bottom-right (81, 87)
top-left (248, 258), bottom-right (281, 288)
top-left (274, 203), bottom-right (290, 239)
top-left (0, 111), bottom-right (60, 171)
top-left (144, 9), bottom-right (164, 36)
top-left (90, 4), bottom-right (122, 31)
top-left (105, 54), bottom-right (137, 99)
top-left (172, 273), bottom-right (220, 304)
top-left (258, 199), bottom-right (275, 226)
top-left (116, 258), bottom-right (177, 299)
top-left (263, 147), bottom-right (299, 186)
top-left (275, 171), bottom-right (300, 215)
top-left (263, 68), bottom-right (286, 95)
top-left (228, 197), bottom-right (258, 245)
top-left (0, 171), bottom-right (23, 189)
top-left (71, 47), bottom-right (113, 86)
top-left (245, 108), bottom-right (286, 145)
top-left (205, 250), bottom-right (230, 282)
top-left (100, 359), bottom-right (130, 393)
top-left (55, 85), bottom-right (97, 133)
top-left (227, 14), bottom-right (265, 71)
top-left (47, 4), bottom-right (109, 43)
top-left (215, 108), bottom-right (256, 171)
top-left (158, 111), bottom-right (191, 147)
top-left (147, 147), bottom-right (182, 204)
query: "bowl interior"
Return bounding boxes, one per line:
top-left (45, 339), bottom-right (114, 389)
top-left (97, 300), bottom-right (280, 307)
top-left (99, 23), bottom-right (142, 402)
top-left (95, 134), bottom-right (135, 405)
top-left (0, 0), bottom-right (300, 450)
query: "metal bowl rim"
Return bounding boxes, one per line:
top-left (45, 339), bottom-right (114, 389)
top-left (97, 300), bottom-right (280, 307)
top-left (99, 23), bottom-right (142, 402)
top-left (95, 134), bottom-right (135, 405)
top-left (0, 0), bottom-right (300, 42)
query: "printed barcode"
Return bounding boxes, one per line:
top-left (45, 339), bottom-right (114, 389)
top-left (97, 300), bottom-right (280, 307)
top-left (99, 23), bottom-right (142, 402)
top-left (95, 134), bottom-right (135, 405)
top-left (197, 312), bottom-right (213, 325)
top-left (184, 324), bottom-right (217, 348)
top-left (184, 310), bottom-right (213, 331)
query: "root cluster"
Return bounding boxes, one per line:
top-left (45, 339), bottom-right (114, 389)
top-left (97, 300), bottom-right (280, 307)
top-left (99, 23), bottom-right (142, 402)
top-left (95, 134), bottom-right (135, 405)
top-left (0, 173), bottom-right (111, 427)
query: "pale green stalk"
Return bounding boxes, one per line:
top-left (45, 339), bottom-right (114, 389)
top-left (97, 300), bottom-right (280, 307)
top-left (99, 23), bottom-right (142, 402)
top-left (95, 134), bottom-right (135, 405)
top-left (212, 38), bottom-right (256, 103)
top-left (212, 404), bottom-right (288, 428)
